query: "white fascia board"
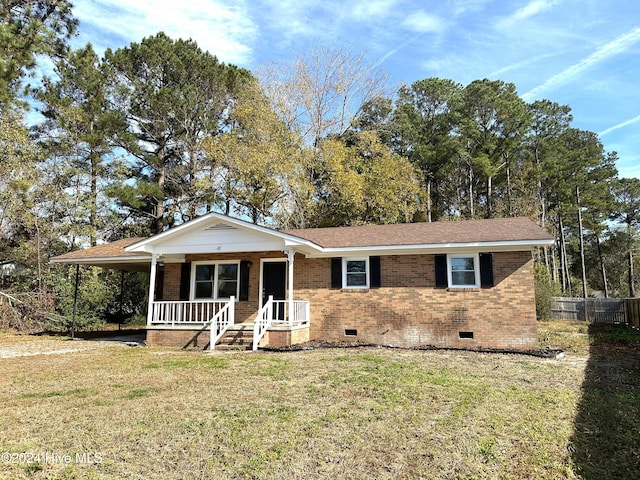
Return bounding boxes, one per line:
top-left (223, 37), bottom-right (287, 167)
top-left (301, 238), bottom-right (555, 258)
top-left (49, 255), bottom-right (151, 265)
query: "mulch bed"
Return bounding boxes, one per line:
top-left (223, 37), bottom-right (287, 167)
top-left (261, 339), bottom-right (565, 359)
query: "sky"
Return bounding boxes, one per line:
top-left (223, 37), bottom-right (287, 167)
top-left (67, 0), bottom-right (639, 178)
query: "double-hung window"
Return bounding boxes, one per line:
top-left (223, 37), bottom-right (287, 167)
top-left (192, 261), bottom-right (239, 300)
top-left (447, 254), bottom-right (480, 288)
top-left (343, 258), bottom-right (369, 288)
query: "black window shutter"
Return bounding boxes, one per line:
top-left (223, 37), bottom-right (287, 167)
top-left (370, 256), bottom-right (381, 288)
top-left (435, 254), bottom-right (447, 288)
top-left (480, 253), bottom-right (494, 288)
top-left (179, 262), bottom-right (191, 300)
top-left (239, 260), bottom-right (250, 301)
top-left (331, 258), bottom-right (342, 289)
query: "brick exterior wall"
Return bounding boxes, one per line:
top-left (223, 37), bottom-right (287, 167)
top-left (295, 251), bottom-right (537, 350)
top-left (154, 250), bottom-right (537, 350)
top-left (147, 328), bottom-right (212, 349)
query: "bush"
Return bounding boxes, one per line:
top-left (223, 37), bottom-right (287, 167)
top-left (534, 263), bottom-right (562, 320)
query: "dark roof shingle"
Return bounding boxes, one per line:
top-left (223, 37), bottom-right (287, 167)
top-left (51, 237), bottom-right (147, 261)
top-left (286, 217), bottom-right (552, 248)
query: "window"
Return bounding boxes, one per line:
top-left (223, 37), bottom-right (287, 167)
top-left (343, 258), bottom-right (369, 288)
top-left (192, 261), bottom-right (239, 299)
top-left (447, 254), bottom-right (480, 288)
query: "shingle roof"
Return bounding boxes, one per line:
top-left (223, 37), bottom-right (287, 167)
top-left (51, 238), bottom-right (147, 261)
top-left (286, 217), bottom-right (552, 248)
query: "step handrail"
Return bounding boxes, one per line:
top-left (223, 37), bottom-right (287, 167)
top-left (252, 295), bottom-right (273, 351)
top-left (209, 296), bottom-right (235, 351)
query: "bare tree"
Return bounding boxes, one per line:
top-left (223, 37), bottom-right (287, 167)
top-left (258, 44), bottom-right (390, 147)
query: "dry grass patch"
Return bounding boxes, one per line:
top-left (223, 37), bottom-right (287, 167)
top-left (0, 322), bottom-right (637, 479)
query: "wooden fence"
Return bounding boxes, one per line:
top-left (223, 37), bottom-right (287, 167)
top-left (551, 297), bottom-right (640, 327)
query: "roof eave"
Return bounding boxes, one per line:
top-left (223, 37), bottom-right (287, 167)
top-left (50, 255), bottom-right (152, 265)
top-left (300, 238), bottom-right (555, 258)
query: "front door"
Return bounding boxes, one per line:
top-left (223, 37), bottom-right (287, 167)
top-left (262, 261), bottom-right (286, 320)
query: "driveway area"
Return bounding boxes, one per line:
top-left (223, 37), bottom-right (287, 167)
top-left (0, 331), bottom-right (145, 359)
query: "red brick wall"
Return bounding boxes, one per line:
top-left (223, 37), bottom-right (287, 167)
top-left (163, 252), bottom-right (287, 323)
top-left (295, 251), bottom-right (537, 350)
top-left (159, 251), bottom-right (537, 350)
top-left (147, 328), bottom-right (211, 349)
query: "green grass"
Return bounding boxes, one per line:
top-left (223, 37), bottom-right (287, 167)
top-left (0, 322), bottom-right (637, 479)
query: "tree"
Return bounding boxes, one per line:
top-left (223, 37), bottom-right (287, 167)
top-left (259, 45), bottom-right (391, 227)
top-left (0, 0), bottom-right (77, 104)
top-left (392, 78), bottom-right (462, 221)
top-left (549, 129), bottom-right (617, 295)
top-left (259, 44), bottom-right (390, 147)
top-left (104, 32), bottom-right (251, 232)
top-left (0, 106), bottom-right (39, 257)
top-left (611, 177), bottom-right (640, 297)
top-left (203, 79), bottom-right (307, 225)
top-left (35, 43), bottom-right (121, 246)
top-left (312, 131), bottom-right (421, 227)
top-left (456, 79), bottom-right (530, 219)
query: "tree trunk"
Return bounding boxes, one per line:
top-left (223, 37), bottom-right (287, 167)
top-left (468, 166), bottom-right (474, 218)
top-left (486, 175), bottom-right (492, 219)
top-left (576, 186), bottom-right (588, 298)
top-left (426, 176), bottom-right (432, 222)
top-left (628, 221), bottom-right (636, 297)
top-left (504, 152), bottom-right (512, 216)
top-left (89, 149), bottom-right (98, 246)
top-left (155, 155), bottom-right (166, 234)
top-left (595, 233), bottom-right (608, 298)
top-left (559, 215), bottom-right (572, 296)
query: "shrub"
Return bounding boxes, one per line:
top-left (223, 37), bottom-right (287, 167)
top-left (534, 263), bottom-right (562, 320)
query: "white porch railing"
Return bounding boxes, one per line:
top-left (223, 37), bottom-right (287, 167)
top-left (150, 300), bottom-right (230, 325)
top-left (252, 297), bottom-right (310, 351)
top-left (209, 297), bottom-right (235, 351)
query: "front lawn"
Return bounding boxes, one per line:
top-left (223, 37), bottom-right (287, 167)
top-left (0, 321), bottom-right (638, 479)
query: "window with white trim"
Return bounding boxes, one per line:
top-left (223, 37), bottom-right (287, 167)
top-left (343, 258), bottom-right (369, 288)
top-left (447, 254), bottom-right (480, 288)
top-left (192, 261), bottom-right (239, 299)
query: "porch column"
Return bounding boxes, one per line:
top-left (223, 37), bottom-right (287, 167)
top-left (146, 253), bottom-right (158, 326)
top-left (287, 249), bottom-right (295, 324)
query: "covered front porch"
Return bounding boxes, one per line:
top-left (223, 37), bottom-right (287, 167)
top-left (147, 296), bottom-right (310, 350)
top-left (51, 213), bottom-right (318, 350)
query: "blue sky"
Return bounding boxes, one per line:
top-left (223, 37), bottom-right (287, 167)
top-left (68, 0), bottom-right (640, 178)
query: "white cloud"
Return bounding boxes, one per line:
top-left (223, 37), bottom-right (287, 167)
top-left (497, 0), bottom-right (561, 28)
top-left (402, 11), bottom-right (447, 34)
top-left (73, 0), bottom-right (257, 65)
top-left (451, 0), bottom-right (495, 17)
top-left (488, 51), bottom-right (561, 77)
top-left (523, 26), bottom-right (640, 100)
top-left (351, 0), bottom-right (400, 21)
top-left (599, 114), bottom-right (640, 137)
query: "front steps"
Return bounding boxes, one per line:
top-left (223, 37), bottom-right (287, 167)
top-left (215, 324), bottom-right (253, 350)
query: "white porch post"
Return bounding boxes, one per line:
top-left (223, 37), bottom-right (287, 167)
top-left (287, 249), bottom-right (295, 325)
top-left (146, 253), bottom-right (158, 326)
